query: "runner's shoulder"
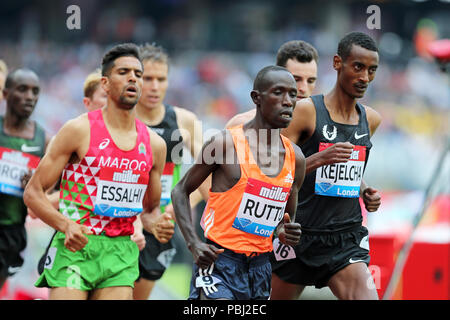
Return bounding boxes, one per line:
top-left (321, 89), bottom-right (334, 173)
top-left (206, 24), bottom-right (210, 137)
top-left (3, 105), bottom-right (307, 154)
top-left (294, 97), bottom-right (316, 115)
top-left (361, 104), bottom-right (382, 135)
top-left (290, 142), bottom-right (306, 174)
top-left (57, 113), bottom-right (90, 138)
top-left (173, 106), bottom-right (199, 127)
top-left (290, 142), bottom-right (305, 160)
top-left (282, 97), bottom-right (316, 142)
top-left (226, 109), bottom-right (256, 128)
top-left (147, 127), bottom-right (167, 151)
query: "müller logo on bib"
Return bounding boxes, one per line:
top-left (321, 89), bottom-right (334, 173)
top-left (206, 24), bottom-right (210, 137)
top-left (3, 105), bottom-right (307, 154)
top-left (315, 142), bottom-right (366, 198)
top-left (232, 178), bottom-right (290, 237)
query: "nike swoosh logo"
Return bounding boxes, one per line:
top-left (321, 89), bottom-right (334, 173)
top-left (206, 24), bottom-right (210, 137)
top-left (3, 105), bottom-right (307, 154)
top-left (21, 144), bottom-right (41, 153)
top-left (354, 132), bottom-right (368, 139)
top-left (349, 258), bottom-right (366, 264)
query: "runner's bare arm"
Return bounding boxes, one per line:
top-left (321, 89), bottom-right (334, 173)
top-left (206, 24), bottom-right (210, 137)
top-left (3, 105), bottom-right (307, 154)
top-left (21, 132), bottom-right (55, 190)
top-left (26, 135), bottom-right (61, 218)
top-left (364, 105), bottom-right (382, 137)
top-left (140, 129), bottom-right (174, 243)
top-left (24, 115), bottom-right (93, 251)
top-left (281, 99), bottom-right (315, 147)
top-left (44, 132), bottom-right (52, 152)
top-left (281, 98), bottom-right (349, 175)
top-left (175, 107), bottom-right (211, 205)
top-left (171, 133), bottom-right (224, 268)
top-left (276, 144), bottom-right (305, 246)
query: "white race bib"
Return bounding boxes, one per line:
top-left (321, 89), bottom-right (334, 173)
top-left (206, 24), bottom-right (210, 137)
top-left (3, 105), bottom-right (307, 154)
top-left (160, 162), bottom-right (175, 207)
top-left (273, 238), bottom-right (296, 261)
top-left (0, 146), bottom-right (40, 197)
top-left (232, 178), bottom-right (290, 238)
top-left (94, 167), bottom-right (149, 217)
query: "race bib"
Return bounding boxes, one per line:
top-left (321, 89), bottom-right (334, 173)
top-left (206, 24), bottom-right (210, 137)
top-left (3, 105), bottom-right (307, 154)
top-left (273, 238), bottom-right (296, 261)
top-left (0, 146), bottom-right (40, 197)
top-left (315, 143), bottom-right (366, 198)
top-left (94, 167), bottom-right (149, 217)
top-left (160, 162), bottom-right (175, 207)
top-left (232, 178), bottom-right (290, 238)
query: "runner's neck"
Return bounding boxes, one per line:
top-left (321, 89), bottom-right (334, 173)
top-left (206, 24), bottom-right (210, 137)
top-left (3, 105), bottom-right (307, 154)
top-left (324, 89), bottom-right (359, 124)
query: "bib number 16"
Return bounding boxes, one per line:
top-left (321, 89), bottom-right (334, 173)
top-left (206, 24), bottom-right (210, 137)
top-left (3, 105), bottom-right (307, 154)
top-left (273, 238), bottom-right (296, 261)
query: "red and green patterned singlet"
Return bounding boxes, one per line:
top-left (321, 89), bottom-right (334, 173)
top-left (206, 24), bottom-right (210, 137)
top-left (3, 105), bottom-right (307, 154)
top-left (58, 109), bottom-right (153, 237)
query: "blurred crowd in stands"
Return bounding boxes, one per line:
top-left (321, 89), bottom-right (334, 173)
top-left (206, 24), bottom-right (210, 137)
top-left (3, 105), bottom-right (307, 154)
top-left (0, 0), bottom-right (448, 192)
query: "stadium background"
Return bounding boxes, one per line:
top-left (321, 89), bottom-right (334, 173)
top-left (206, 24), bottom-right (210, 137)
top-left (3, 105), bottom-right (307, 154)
top-left (0, 0), bottom-right (448, 299)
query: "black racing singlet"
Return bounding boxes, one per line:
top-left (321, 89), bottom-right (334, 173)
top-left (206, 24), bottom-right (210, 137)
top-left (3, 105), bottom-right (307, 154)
top-left (296, 94), bottom-right (372, 231)
top-left (0, 116), bottom-right (46, 225)
top-left (149, 104), bottom-right (183, 210)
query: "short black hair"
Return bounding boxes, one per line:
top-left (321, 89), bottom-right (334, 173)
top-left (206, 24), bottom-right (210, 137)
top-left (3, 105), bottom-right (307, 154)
top-left (337, 32), bottom-right (378, 61)
top-left (101, 43), bottom-right (142, 76)
top-left (276, 40), bottom-right (319, 67)
top-left (139, 43), bottom-right (169, 65)
top-left (253, 65), bottom-right (290, 91)
top-left (5, 68), bottom-right (39, 89)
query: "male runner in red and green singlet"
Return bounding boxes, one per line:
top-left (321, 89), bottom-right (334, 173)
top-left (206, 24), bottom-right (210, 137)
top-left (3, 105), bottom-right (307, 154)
top-left (24, 43), bottom-right (170, 300)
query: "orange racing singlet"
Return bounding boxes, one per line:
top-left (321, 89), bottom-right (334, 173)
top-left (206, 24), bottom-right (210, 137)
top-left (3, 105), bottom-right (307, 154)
top-left (200, 125), bottom-right (296, 255)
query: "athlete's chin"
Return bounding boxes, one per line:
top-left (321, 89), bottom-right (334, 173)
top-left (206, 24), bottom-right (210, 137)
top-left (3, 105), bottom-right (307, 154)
top-left (279, 122), bottom-right (290, 129)
top-left (353, 88), bottom-right (367, 99)
top-left (347, 91), bottom-right (365, 100)
top-left (142, 102), bottom-right (160, 110)
top-left (19, 110), bottom-right (33, 118)
top-left (278, 117), bottom-right (292, 128)
top-left (119, 97), bottom-right (140, 109)
top-left (269, 121), bottom-right (290, 130)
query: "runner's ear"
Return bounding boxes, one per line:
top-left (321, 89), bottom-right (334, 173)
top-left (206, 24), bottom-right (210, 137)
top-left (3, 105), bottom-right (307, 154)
top-left (250, 90), bottom-right (260, 105)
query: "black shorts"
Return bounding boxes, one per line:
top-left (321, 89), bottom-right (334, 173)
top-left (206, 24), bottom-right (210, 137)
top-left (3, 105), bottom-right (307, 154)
top-left (0, 224), bottom-right (27, 278)
top-left (271, 224), bottom-right (370, 289)
top-left (137, 230), bottom-right (177, 281)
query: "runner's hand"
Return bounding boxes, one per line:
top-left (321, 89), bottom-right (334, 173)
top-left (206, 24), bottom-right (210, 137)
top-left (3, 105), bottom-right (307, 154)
top-left (277, 213), bottom-right (302, 247)
top-left (151, 212), bottom-right (175, 244)
top-left (131, 231), bottom-right (146, 251)
top-left (320, 142), bottom-right (354, 165)
top-left (362, 187), bottom-right (381, 212)
top-left (191, 242), bottom-right (224, 270)
top-left (27, 207), bottom-right (39, 219)
top-left (64, 221), bottom-right (93, 252)
top-left (163, 204), bottom-right (177, 223)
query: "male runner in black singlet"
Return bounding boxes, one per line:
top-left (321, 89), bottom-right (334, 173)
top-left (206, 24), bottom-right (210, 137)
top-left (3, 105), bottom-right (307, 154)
top-left (226, 40), bottom-right (318, 128)
top-left (134, 43), bottom-right (209, 300)
top-left (272, 32), bottom-right (382, 300)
